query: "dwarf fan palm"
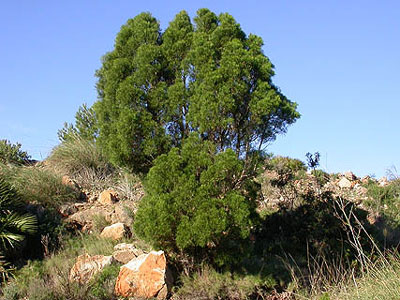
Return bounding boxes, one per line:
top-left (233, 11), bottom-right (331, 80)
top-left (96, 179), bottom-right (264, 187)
top-left (0, 177), bottom-right (37, 251)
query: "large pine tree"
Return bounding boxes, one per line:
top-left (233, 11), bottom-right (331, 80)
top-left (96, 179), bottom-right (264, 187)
top-left (94, 9), bottom-right (300, 172)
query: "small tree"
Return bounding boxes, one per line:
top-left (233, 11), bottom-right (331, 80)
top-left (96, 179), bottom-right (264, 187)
top-left (134, 134), bottom-right (257, 265)
top-left (306, 152), bottom-right (320, 171)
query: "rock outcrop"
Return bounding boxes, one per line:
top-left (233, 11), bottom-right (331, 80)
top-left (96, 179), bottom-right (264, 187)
top-left (114, 250), bottom-right (172, 299)
top-left (69, 253), bottom-right (114, 284)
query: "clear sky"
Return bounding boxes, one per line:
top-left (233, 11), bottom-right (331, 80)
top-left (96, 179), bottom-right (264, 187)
top-left (0, 0), bottom-right (399, 178)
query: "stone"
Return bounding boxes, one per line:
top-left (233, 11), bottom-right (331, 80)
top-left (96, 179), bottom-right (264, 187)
top-left (111, 203), bottom-right (134, 224)
top-left (98, 189), bottom-right (118, 205)
top-left (62, 175), bottom-right (80, 190)
top-left (379, 177), bottom-right (389, 187)
top-left (344, 171), bottom-right (357, 181)
top-left (361, 176), bottom-right (372, 184)
top-left (355, 185), bottom-right (368, 196)
top-left (112, 243), bottom-right (144, 264)
top-left (114, 250), bottom-right (172, 299)
top-left (100, 223), bottom-right (130, 240)
top-left (338, 177), bottom-right (352, 189)
top-left (69, 253), bottom-right (114, 284)
top-left (59, 203), bottom-right (78, 217)
top-left (67, 206), bottom-right (112, 231)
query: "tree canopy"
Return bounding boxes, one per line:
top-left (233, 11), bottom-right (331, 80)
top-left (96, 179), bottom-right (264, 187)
top-left (94, 9), bottom-right (300, 171)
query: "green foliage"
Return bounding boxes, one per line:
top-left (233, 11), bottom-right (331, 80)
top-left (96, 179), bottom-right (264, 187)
top-left (88, 264), bottom-right (120, 299)
top-left (0, 177), bottom-right (37, 281)
top-left (58, 103), bottom-right (98, 142)
top-left (134, 134), bottom-right (257, 264)
top-left (0, 140), bottom-right (30, 166)
top-left (266, 156), bottom-right (307, 174)
top-left (175, 265), bottom-right (276, 299)
top-left (364, 179), bottom-right (400, 227)
top-left (94, 9), bottom-right (299, 171)
top-left (0, 165), bottom-right (79, 209)
top-left (0, 177), bottom-right (37, 251)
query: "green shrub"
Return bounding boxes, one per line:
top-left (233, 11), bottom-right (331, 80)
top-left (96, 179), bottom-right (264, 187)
top-left (89, 264), bottom-right (120, 299)
top-left (364, 180), bottom-right (400, 219)
top-left (0, 177), bottom-right (37, 280)
top-left (47, 136), bottom-right (113, 178)
top-left (0, 140), bottom-right (30, 166)
top-left (175, 265), bottom-right (276, 299)
top-left (0, 165), bottom-right (79, 209)
top-left (134, 134), bottom-right (257, 266)
top-left (266, 156), bottom-right (307, 174)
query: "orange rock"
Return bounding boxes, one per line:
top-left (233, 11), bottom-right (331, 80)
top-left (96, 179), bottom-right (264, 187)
top-left (69, 253), bottom-right (114, 284)
top-left (115, 250), bottom-right (171, 299)
top-left (100, 222), bottom-right (130, 240)
top-left (98, 189), bottom-right (118, 205)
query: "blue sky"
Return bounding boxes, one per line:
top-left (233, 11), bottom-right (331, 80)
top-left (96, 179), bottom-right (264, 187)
top-left (0, 0), bottom-right (399, 178)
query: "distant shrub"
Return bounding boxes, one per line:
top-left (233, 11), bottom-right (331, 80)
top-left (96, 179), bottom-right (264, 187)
top-left (266, 156), bottom-right (307, 174)
top-left (57, 103), bottom-right (98, 143)
top-left (0, 140), bottom-right (31, 166)
top-left (134, 134), bottom-right (258, 266)
top-left (364, 179), bottom-right (400, 227)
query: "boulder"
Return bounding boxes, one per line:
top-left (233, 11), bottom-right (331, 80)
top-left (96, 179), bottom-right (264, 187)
top-left (338, 177), bottom-right (352, 189)
top-left (112, 243), bottom-right (144, 264)
top-left (111, 203), bottom-right (134, 224)
top-left (98, 189), bottom-right (118, 205)
top-left (100, 223), bottom-right (130, 240)
top-left (114, 250), bottom-right (172, 299)
top-left (62, 175), bottom-right (80, 190)
top-left (344, 171), bottom-right (357, 181)
top-left (69, 253), bottom-right (114, 284)
top-left (67, 206), bottom-right (112, 231)
top-left (361, 176), bottom-right (372, 184)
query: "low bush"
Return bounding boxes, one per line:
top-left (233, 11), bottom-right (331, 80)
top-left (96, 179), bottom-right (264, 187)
top-left (46, 136), bottom-right (114, 190)
top-left (46, 137), bottom-right (142, 200)
top-left (266, 156), bottom-right (307, 174)
top-left (0, 165), bottom-right (79, 209)
top-left (175, 265), bottom-right (276, 300)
